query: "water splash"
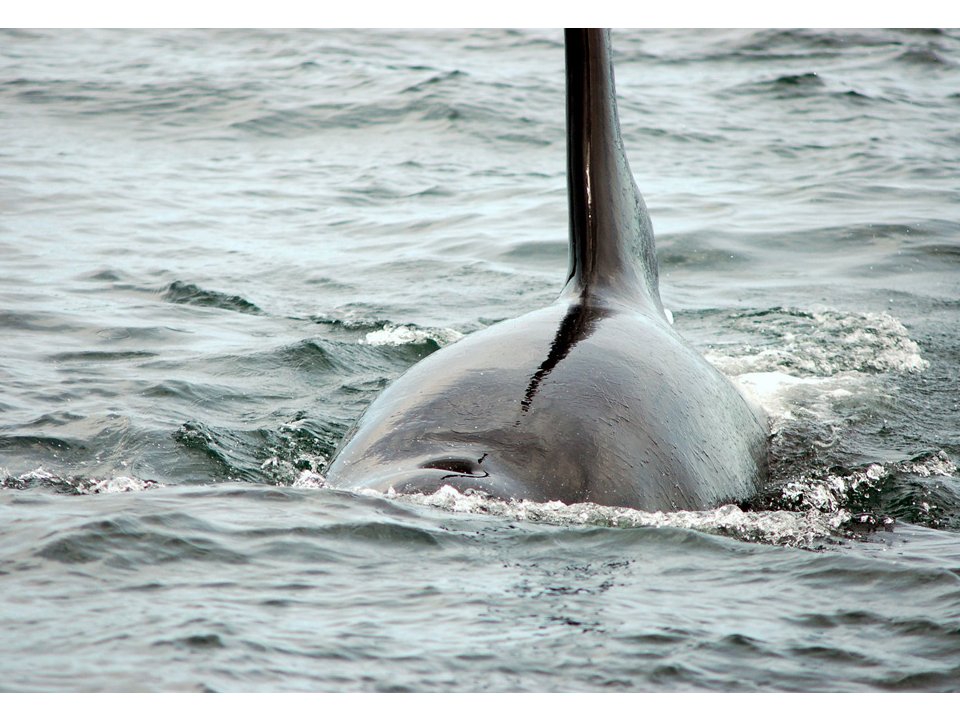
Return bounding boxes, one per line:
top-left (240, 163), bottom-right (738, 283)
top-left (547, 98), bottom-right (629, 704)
top-left (291, 470), bottom-right (328, 489)
top-left (754, 450), bottom-right (958, 530)
top-left (705, 308), bottom-right (928, 378)
top-left (897, 452), bottom-right (957, 478)
top-left (357, 484), bottom-right (850, 549)
top-left (359, 323), bottom-right (464, 347)
top-left (1, 467), bottom-right (164, 494)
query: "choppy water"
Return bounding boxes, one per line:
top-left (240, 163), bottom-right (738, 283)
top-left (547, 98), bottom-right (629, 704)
top-left (2, 28), bottom-right (959, 692)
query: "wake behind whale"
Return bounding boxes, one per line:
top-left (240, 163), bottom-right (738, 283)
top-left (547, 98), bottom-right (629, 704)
top-left (324, 29), bottom-right (768, 511)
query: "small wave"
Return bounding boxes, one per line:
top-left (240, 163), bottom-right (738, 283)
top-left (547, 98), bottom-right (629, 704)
top-left (884, 452), bottom-right (960, 529)
top-left (231, 95), bottom-right (492, 136)
top-left (272, 339), bottom-right (341, 372)
top-left (161, 281), bottom-right (262, 315)
top-left (768, 72), bottom-right (825, 88)
top-left (907, 242), bottom-right (960, 264)
top-left (172, 421), bottom-right (266, 481)
top-left (1, 467), bottom-right (163, 494)
top-left (896, 48), bottom-right (951, 66)
top-left (730, 71), bottom-right (889, 106)
top-left (36, 516), bottom-right (247, 566)
top-left (311, 309), bottom-right (390, 332)
top-left (751, 450), bottom-right (958, 530)
top-left (898, 452), bottom-right (957, 478)
top-left (47, 350), bottom-right (157, 363)
top-left (401, 69), bottom-right (468, 94)
top-left (8, 79), bottom-right (109, 105)
top-left (735, 28), bottom-right (900, 54)
top-left (732, 72), bottom-right (826, 99)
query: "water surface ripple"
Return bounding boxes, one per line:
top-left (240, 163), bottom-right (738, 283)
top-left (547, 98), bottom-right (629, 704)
top-left (2, 29), bottom-right (959, 691)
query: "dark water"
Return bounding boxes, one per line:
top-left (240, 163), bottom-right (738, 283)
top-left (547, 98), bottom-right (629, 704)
top-left (2, 29), bottom-right (959, 691)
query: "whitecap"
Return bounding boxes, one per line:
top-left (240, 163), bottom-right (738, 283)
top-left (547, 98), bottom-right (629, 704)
top-left (360, 323), bottom-right (464, 347)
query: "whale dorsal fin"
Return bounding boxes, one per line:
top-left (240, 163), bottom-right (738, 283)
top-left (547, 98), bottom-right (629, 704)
top-left (562, 29), bottom-right (663, 314)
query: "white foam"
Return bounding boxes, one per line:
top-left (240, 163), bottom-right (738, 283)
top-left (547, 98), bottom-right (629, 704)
top-left (260, 448), bottom-right (329, 486)
top-left (769, 453), bottom-right (956, 531)
top-left (81, 476), bottom-right (163, 494)
top-left (1, 466), bottom-right (163, 494)
top-left (291, 469), bottom-right (328, 489)
top-left (895, 451), bottom-right (957, 478)
top-left (705, 309), bottom-right (927, 378)
top-left (779, 464), bottom-right (885, 514)
top-left (7, 467), bottom-right (59, 485)
top-left (702, 308), bottom-right (928, 436)
top-left (360, 323), bottom-right (464, 347)
top-left (388, 484), bottom-right (848, 548)
top-left (731, 370), bottom-right (867, 434)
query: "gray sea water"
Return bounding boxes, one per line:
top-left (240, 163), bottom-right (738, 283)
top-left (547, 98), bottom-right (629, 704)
top-left (1, 28), bottom-right (959, 692)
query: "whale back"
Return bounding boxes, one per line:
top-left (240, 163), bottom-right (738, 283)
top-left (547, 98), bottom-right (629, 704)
top-left (322, 29), bottom-right (769, 511)
top-left (563, 29), bottom-right (662, 314)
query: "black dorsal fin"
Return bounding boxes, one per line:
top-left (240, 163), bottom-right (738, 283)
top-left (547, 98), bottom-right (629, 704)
top-left (562, 29), bottom-right (663, 313)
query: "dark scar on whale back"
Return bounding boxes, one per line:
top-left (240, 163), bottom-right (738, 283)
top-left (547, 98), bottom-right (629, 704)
top-left (520, 302), bottom-right (609, 414)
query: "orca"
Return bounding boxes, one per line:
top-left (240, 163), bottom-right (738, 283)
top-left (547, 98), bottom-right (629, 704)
top-left (323, 29), bottom-right (768, 511)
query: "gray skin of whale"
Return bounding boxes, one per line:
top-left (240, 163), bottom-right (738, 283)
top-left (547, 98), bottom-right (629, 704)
top-left (323, 29), bottom-right (768, 511)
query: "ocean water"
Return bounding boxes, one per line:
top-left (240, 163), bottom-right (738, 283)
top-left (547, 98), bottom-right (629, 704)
top-left (1, 28), bottom-right (959, 692)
